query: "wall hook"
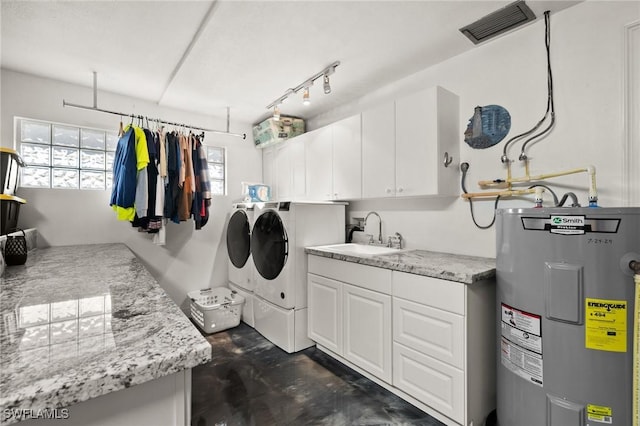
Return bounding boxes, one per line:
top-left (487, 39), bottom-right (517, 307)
top-left (443, 152), bottom-right (453, 168)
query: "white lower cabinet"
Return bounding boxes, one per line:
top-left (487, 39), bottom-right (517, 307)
top-left (307, 255), bottom-right (496, 426)
top-left (307, 255), bottom-right (392, 384)
top-left (343, 284), bottom-right (392, 383)
top-left (307, 273), bottom-right (342, 355)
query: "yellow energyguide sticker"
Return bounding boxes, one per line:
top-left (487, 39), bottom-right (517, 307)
top-left (585, 298), bottom-right (627, 352)
top-left (587, 404), bottom-right (613, 423)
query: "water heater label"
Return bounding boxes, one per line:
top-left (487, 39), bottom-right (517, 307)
top-left (585, 297), bottom-right (627, 352)
top-left (500, 303), bottom-right (543, 387)
top-left (587, 404), bottom-right (613, 424)
top-left (550, 215), bottom-right (585, 235)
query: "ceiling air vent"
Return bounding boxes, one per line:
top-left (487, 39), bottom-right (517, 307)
top-left (459, 0), bottom-right (536, 45)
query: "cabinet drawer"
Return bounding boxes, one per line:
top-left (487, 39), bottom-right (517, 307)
top-left (308, 255), bottom-right (392, 294)
top-left (393, 342), bottom-right (464, 424)
top-left (393, 298), bottom-right (464, 369)
top-left (393, 271), bottom-right (464, 315)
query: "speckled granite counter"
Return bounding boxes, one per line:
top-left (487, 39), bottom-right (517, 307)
top-left (305, 246), bottom-right (495, 284)
top-left (0, 243), bottom-right (211, 424)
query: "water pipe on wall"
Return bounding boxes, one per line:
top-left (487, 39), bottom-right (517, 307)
top-left (464, 164), bottom-right (599, 207)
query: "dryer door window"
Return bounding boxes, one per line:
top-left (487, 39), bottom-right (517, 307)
top-left (227, 210), bottom-right (251, 268)
top-left (251, 210), bottom-right (288, 280)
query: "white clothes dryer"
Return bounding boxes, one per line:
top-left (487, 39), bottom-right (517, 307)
top-left (226, 203), bottom-right (256, 327)
top-left (251, 201), bottom-right (345, 352)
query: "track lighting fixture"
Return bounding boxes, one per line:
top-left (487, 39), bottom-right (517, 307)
top-left (323, 74), bottom-right (331, 94)
top-left (265, 61), bottom-right (340, 111)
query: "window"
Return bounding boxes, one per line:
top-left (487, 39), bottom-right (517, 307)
top-left (17, 118), bottom-right (117, 190)
top-left (206, 146), bottom-right (226, 196)
top-left (16, 117), bottom-right (226, 195)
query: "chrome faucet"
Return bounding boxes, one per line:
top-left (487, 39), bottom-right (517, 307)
top-left (364, 211), bottom-right (383, 244)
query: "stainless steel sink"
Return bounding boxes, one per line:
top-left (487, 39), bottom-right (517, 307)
top-left (314, 243), bottom-right (401, 257)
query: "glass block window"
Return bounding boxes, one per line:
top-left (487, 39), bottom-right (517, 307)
top-left (206, 146), bottom-right (225, 196)
top-left (16, 117), bottom-right (227, 196)
top-left (17, 118), bottom-right (118, 190)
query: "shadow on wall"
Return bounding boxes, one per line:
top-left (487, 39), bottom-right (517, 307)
top-left (175, 209), bottom-right (232, 314)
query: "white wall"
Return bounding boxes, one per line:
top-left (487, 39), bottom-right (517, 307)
top-left (0, 69), bottom-right (263, 312)
top-left (309, 1), bottom-right (640, 258)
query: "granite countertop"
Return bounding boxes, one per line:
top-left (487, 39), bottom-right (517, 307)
top-left (305, 245), bottom-right (496, 284)
top-left (0, 243), bottom-right (211, 423)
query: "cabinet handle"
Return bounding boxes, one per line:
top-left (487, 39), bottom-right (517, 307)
top-left (443, 151), bottom-right (453, 168)
top-left (397, 187), bottom-right (404, 193)
top-left (386, 188), bottom-right (392, 194)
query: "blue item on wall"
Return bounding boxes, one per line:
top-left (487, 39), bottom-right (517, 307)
top-left (464, 105), bottom-right (511, 149)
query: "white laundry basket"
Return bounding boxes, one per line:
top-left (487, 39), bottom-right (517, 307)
top-left (188, 287), bottom-right (245, 334)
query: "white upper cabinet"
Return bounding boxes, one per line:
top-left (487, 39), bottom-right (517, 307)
top-left (331, 114), bottom-right (362, 200)
top-left (395, 86), bottom-right (459, 197)
top-left (262, 86), bottom-right (457, 201)
top-left (289, 136), bottom-right (307, 200)
top-left (276, 135), bottom-right (306, 201)
top-left (362, 102), bottom-right (395, 198)
top-left (305, 126), bottom-right (333, 200)
top-left (305, 114), bottom-right (362, 201)
top-left (262, 145), bottom-right (276, 198)
top-left (262, 135), bottom-right (306, 202)
top-left (275, 141), bottom-right (293, 199)
top-left (362, 86), bottom-right (459, 198)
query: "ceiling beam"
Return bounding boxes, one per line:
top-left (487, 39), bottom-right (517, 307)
top-left (157, 0), bottom-right (219, 105)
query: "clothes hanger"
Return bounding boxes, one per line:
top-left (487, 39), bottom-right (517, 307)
top-left (118, 115), bottom-right (124, 137)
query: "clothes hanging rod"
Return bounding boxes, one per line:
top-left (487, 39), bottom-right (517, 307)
top-left (62, 100), bottom-right (246, 139)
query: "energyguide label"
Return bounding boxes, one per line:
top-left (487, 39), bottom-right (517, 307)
top-left (585, 298), bottom-right (627, 352)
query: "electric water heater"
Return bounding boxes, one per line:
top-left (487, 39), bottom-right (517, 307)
top-left (496, 207), bottom-right (640, 426)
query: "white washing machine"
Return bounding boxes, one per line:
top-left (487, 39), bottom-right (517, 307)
top-left (226, 203), bottom-right (256, 327)
top-left (251, 201), bottom-right (346, 353)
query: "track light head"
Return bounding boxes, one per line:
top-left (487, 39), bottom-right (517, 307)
top-left (303, 88), bottom-right (310, 106)
top-left (323, 74), bottom-right (331, 94)
top-left (273, 105), bottom-right (280, 120)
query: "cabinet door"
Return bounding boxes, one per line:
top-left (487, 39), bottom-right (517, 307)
top-left (307, 273), bottom-right (343, 355)
top-left (289, 136), bottom-right (306, 200)
top-left (262, 146), bottom-right (276, 199)
top-left (332, 114), bottom-right (362, 200)
top-left (343, 284), bottom-right (392, 383)
top-left (362, 102), bottom-right (395, 198)
top-left (395, 88), bottom-right (437, 196)
top-left (395, 86), bottom-right (459, 197)
top-left (305, 126), bottom-right (333, 200)
top-left (275, 141), bottom-right (293, 200)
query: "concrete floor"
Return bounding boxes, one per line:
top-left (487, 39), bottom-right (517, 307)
top-left (191, 323), bottom-right (444, 426)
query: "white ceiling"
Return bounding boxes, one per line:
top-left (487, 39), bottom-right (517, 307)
top-left (1, 1), bottom-right (581, 126)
